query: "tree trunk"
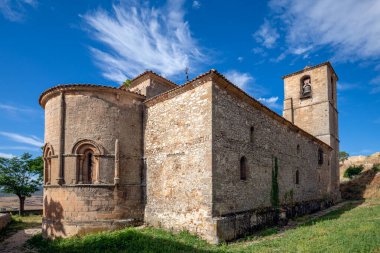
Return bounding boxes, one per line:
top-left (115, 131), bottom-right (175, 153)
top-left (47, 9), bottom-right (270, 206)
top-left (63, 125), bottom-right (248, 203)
top-left (18, 196), bottom-right (25, 216)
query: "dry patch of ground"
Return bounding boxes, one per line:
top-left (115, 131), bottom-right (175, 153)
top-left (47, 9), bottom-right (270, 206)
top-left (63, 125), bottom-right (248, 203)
top-left (0, 196), bottom-right (42, 211)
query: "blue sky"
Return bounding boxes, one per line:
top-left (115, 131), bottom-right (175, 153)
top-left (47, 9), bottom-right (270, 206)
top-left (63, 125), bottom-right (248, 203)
top-left (0, 0), bottom-right (379, 158)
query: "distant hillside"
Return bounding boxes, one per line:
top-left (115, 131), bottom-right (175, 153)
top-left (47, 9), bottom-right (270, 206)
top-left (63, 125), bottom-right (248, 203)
top-left (340, 152), bottom-right (380, 180)
top-left (340, 152), bottom-right (380, 199)
top-left (0, 186), bottom-right (43, 197)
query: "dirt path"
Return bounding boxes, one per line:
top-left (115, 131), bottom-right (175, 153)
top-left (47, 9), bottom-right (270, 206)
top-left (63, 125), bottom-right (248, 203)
top-left (0, 227), bottom-right (40, 253)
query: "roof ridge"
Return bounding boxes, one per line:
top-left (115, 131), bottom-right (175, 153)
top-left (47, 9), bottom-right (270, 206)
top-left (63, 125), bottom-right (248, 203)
top-left (119, 70), bottom-right (178, 90)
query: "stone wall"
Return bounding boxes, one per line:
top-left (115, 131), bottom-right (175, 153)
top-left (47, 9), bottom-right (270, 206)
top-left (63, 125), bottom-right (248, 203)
top-left (41, 86), bottom-right (146, 238)
top-left (43, 185), bottom-right (143, 238)
top-left (212, 82), bottom-right (332, 215)
top-left (282, 63), bottom-right (340, 197)
top-left (144, 80), bottom-right (215, 242)
top-left (211, 79), bottom-right (334, 242)
top-left (0, 213), bottom-right (11, 231)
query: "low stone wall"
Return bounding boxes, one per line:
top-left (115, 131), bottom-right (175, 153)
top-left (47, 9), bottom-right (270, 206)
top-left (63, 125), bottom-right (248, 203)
top-left (0, 213), bottom-right (11, 230)
top-left (214, 198), bottom-right (334, 242)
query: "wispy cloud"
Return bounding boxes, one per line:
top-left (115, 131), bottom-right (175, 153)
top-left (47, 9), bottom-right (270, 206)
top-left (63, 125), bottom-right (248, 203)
top-left (265, 0), bottom-right (380, 61)
top-left (0, 152), bottom-right (14, 159)
top-left (0, 103), bottom-right (36, 113)
top-left (83, 0), bottom-right (205, 82)
top-left (0, 0), bottom-right (37, 22)
top-left (351, 149), bottom-right (373, 156)
top-left (0, 146), bottom-right (40, 151)
top-left (337, 82), bottom-right (359, 91)
top-left (224, 70), bottom-right (253, 90)
top-left (253, 20), bottom-right (279, 49)
top-left (0, 132), bottom-right (43, 147)
top-left (192, 1), bottom-right (201, 9)
top-left (257, 96), bottom-right (282, 110)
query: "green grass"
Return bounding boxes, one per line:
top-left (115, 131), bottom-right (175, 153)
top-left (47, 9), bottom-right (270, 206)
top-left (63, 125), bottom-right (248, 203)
top-left (0, 214), bottom-right (41, 242)
top-left (28, 200), bottom-right (380, 253)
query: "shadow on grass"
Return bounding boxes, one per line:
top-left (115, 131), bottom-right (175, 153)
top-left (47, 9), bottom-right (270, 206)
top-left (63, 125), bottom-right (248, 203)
top-left (27, 228), bottom-right (222, 253)
top-left (298, 200), bottom-right (364, 228)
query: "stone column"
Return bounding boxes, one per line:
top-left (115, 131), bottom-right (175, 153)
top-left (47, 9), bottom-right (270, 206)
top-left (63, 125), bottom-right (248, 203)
top-left (57, 92), bottom-right (65, 185)
top-left (114, 139), bottom-right (120, 185)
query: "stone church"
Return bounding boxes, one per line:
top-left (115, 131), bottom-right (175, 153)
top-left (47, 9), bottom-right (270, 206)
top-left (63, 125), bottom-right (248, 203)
top-left (39, 62), bottom-right (340, 243)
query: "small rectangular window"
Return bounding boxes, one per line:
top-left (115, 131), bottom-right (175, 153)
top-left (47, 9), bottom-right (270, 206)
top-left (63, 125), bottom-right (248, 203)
top-left (318, 148), bottom-right (324, 165)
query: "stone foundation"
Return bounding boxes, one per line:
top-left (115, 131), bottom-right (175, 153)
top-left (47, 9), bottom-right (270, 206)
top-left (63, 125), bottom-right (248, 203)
top-left (42, 185), bottom-right (144, 238)
top-left (214, 198), bottom-right (334, 243)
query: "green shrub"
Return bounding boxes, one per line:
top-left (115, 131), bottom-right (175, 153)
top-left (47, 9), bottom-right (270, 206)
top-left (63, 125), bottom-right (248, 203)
top-left (372, 164), bottom-right (380, 173)
top-left (344, 165), bottom-right (364, 179)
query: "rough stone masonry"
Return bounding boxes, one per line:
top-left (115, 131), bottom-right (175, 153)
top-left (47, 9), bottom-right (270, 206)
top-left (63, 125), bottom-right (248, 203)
top-left (39, 62), bottom-right (340, 243)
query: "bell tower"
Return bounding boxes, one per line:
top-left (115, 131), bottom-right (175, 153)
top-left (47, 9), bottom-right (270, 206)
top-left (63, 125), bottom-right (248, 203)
top-left (282, 62), bottom-right (340, 198)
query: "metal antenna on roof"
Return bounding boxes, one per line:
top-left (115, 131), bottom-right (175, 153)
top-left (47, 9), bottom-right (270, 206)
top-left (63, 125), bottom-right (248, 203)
top-left (185, 67), bottom-right (189, 82)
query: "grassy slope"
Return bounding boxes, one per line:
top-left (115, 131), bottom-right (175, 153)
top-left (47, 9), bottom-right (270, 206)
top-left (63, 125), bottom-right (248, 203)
top-left (28, 200), bottom-right (380, 253)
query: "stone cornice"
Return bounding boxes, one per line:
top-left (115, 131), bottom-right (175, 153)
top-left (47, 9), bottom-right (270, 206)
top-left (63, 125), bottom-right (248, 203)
top-left (281, 62), bottom-right (339, 80)
top-left (39, 84), bottom-right (145, 108)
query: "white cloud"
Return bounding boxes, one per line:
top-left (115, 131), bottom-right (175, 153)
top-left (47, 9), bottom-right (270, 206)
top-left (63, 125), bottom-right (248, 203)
top-left (192, 1), bottom-right (201, 9)
top-left (267, 0), bottom-right (380, 61)
top-left (237, 56), bottom-right (244, 62)
top-left (0, 152), bottom-right (14, 159)
top-left (83, 0), bottom-right (204, 82)
top-left (257, 96), bottom-right (282, 110)
top-left (253, 20), bottom-right (279, 49)
top-left (0, 146), bottom-right (40, 151)
top-left (224, 70), bottom-right (253, 90)
top-left (351, 149), bottom-right (373, 156)
top-left (0, 132), bottom-right (43, 147)
top-left (0, 0), bottom-right (37, 22)
top-left (337, 82), bottom-right (358, 91)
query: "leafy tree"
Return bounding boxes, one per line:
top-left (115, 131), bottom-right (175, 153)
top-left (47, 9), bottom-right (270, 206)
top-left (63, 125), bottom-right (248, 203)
top-left (343, 165), bottom-right (364, 179)
top-left (0, 153), bottom-right (43, 215)
top-left (123, 79), bottom-right (132, 88)
top-left (339, 151), bottom-right (349, 164)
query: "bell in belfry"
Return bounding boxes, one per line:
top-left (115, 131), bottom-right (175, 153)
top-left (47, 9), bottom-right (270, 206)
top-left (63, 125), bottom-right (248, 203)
top-left (302, 78), bottom-right (312, 96)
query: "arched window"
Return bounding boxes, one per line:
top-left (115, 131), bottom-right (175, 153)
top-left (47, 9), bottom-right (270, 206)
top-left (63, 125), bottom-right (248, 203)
top-left (43, 144), bottom-right (54, 185)
top-left (250, 126), bottom-right (254, 143)
top-left (296, 144), bottom-right (300, 155)
top-left (82, 150), bottom-right (95, 183)
top-left (240, 156), bottom-right (247, 181)
top-left (318, 148), bottom-right (324, 165)
top-left (300, 75), bottom-right (312, 98)
top-left (295, 170), bottom-right (300, 185)
top-left (72, 140), bottom-right (102, 184)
